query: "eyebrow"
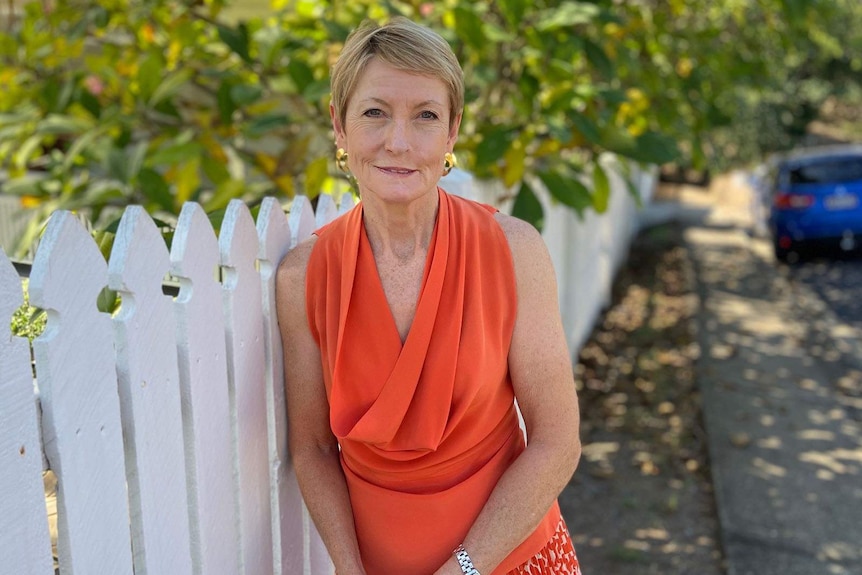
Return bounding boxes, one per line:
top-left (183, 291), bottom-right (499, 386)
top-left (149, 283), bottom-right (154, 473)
top-left (357, 97), bottom-right (446, 109)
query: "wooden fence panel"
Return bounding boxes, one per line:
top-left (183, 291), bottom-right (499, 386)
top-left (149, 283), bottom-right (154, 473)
top-left (338, 193), bottom-right (357, 216)
top-left (314, 193), bottom-right (338, 229)
top-left (29, 211), bottom-right (133, 575)
top-left (108, 206), bottom-right (194, 575)
top-left (256, 198), bottom-right (307, 575)
top-left (288, 195), bottom-right (316, 249)
top-left (171, 202), bottom-right (239, 575)
top-left (220, 200), bottom-right (272, 575)
top-left (0, 250), bottom-right (53, 575)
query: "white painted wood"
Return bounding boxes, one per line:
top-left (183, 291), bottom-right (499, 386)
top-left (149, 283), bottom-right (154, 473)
top-left (171, 202), bottom-right (239, 575)
top-left (337, 193), bottom-right (357, 216)
top-left (288, 195), bottom-right (316, 248)
top-left (28, 211), bottom-right (133, 575)
top-left (219, 199), bottom-right (272, 575)
top-left (314, 194), bottom-right (338, 229)
top-left (0, 250), bottom-right (53, 575)
top-left (256, 198), bottom-right (306, 575)
top-left (108, 206), bottom-right (194, 575)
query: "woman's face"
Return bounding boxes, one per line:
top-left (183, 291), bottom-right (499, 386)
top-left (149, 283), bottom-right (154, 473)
top-left (332, 58), bottom-right (461, 206)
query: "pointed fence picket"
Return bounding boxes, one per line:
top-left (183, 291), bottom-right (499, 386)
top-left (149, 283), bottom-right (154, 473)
top-left (108, 206), bottom-right (194, 575)
top-left (221, 200), bottom-right (273, 575)
top-left (0, 250), bottom-right (53, 575)
top-left (29, 211), bottom-right (134, 575)
top-left (171, 202), bottom-right (241, 575)
top-left (256, 197), bottom-right (304, 575)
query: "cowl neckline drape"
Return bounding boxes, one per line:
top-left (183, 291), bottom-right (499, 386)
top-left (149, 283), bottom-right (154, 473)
top-left (322, 188), bottom-right (490, 453)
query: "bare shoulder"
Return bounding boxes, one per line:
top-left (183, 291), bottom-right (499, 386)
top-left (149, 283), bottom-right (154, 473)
top-left (276, 236), bottom-right (318, 293)
top-left (493, 212), bottom-right (551, 267)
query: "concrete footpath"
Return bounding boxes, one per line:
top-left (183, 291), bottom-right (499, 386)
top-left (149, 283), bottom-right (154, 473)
top-left (669, 176), bottom-right (862, 574)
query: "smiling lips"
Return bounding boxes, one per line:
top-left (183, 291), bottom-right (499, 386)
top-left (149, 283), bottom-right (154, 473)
top-left (378, 166), bottom-right (415, 175)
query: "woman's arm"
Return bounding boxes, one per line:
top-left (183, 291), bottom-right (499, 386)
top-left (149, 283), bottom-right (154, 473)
top-left (434, 214), bottom-right (582, 575)
top-left (276, 239), bottom-right (366, 575)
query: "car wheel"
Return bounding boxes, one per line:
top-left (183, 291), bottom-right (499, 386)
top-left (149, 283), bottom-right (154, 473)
top-left (773, 241), bottom-right (799, 264)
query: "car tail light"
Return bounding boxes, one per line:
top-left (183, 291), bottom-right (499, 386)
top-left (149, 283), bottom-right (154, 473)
top-left (773, 191), bottom-right (815, 209)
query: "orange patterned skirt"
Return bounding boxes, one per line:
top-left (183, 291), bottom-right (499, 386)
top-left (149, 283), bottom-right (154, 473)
top-left (506, 518), bottom-right (582, 575)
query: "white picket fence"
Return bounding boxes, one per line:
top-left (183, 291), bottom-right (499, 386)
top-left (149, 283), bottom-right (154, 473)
top-left (0, 159), bottom-right (654, 575)
top-left (0, 194), bottom-right (347, 575)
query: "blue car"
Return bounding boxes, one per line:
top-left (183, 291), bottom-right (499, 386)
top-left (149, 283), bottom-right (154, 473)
top-left (767, 145), bottom-right (862, 262)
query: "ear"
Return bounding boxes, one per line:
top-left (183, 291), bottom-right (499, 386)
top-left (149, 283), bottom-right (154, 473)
top-left (447, 112), bottom-right (462, 149)
top-left (330, 103), bottom-right (346, 148)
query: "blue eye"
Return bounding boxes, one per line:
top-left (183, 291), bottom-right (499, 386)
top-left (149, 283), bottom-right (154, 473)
top-left (420, 111), bottom-right (439, 120)
top-left (363, 109), bottom-right (383, 117)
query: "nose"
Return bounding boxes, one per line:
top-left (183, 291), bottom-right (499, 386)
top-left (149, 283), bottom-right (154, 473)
top-left (384, 119), bottom-right (410, 154)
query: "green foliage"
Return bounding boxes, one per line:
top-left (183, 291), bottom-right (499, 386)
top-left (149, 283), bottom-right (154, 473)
top-left (10, 280), bottom-right (46, 341)
top-left (1, 0), bottom-right (860, 242)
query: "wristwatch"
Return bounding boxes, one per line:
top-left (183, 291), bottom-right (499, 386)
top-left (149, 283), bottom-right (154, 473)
top-left (453, 544), bottom-right (481, 575)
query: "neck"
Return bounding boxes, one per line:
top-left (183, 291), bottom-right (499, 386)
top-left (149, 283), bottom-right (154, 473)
top-left (361, 189), bottom-right (440, 262)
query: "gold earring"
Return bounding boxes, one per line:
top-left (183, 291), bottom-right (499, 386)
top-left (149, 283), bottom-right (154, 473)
top-left (336, 148), bottom-right (350, 174)
top-left (443, 151), bottom-right (457, 176)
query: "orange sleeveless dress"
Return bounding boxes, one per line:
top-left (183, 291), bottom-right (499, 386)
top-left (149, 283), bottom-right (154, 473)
top-left (306, 188), bottom-right (580, 574)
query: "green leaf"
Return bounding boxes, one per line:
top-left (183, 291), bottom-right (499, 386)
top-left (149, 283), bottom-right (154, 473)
top-left (630, 132), bottom-right (680, 165)
top-left (12, 135), bottom-right (42, 171)
top-left (127, 141), bottom-right (149, 181)
top-left (303, 80), bottom-right (331, 101)
top-left (138, 168), bottom-right (174, 212)
top-left (217, 82), bottom-right (236, 124)
top-left (538, 169), bottom-right (592, 214)
top-left (592, 163), bottom-right (610, 213)
top-left (62, 127), bottom-right (108, 171)
top-left (497, 0), bottom-right (527, 30)
top-left (1, 174), bottom-right (46, 196)
top-left (475, 128), bottom-right (517, 167)
top-left (568, 112), bottom-right (602, 145)
top-left (203, 179), bottom-right (244, 212)
top-left (244, 114), bottom-right (290, 138)
top-left (511, 181), bottom-right (544, 231)
top-left (147, 141), bottom-right (204, 166)
top-left (583, 39), bottom-right (614, 79)
top-left (218, 23), bottom-right (252, 64)
top-left (303, 155), bottom-right (328, 197)
top-left (536, 2), bottom-right (600, 31)
top-left (230, 83), bottom-right (263, 106)
top-left (78, 89), bottom-right (102, 118)
top-left (151, 69), bottom-right (194, 106)
top-left (287, 60), bottom-right (315, 93)
top-left (107, 147), bottom-right (130, 182)
top-left (37, 114), bottom-right (93, 135)
top-left (138, 53), bottom-right (164, 102)
top-left (452, 7), bottom-right (487, 50)
top-left (202, 152), bottom-right (231, 185)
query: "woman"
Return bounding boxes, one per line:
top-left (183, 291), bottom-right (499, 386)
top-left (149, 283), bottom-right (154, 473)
top-left (276, 17), bottom-right (582, 575)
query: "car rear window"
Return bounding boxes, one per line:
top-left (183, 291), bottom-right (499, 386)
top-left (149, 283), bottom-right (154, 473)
top-left (788, 157), bottom-right (862, 185)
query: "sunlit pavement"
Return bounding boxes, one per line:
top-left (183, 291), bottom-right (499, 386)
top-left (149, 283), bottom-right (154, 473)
top-left (685, 174), bottom-right (862, 574)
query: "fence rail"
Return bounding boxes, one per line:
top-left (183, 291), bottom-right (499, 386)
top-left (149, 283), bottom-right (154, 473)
top-left (0, 161), bottom-right (653, 574)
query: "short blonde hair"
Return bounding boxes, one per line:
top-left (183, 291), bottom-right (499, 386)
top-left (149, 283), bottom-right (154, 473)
top-left (330, 17), bottom-right (464, 129)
